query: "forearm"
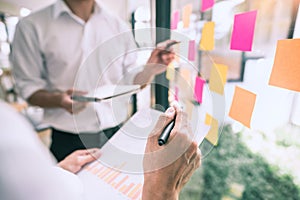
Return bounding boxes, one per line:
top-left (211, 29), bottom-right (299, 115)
top-left (28, 90), bottom-right (63, 108)
top-left (133, 66), bottom-right (154, 85)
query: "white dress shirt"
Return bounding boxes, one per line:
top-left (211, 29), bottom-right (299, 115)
top-left (0, 101), bottom-right (84, 200)
top-left (11, 0), bottom-right (142, 133)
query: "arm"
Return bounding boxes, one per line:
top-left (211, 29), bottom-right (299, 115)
top-left (133, 40), bottom-right (176, 85)
top-left (29, 89), bottom-right (87, 114)
top-left (57, 148), bottom-right (101, 174)
top-left (11, 20), bottom-right (87, 114)
top-left (142, 105), bottom-right (201, 200)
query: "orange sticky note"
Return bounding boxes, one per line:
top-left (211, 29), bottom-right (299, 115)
top-left (204, 113), bottom-right (218, 146)
top-left (182, 4), bottom-right (192, 28)
top-left (269, 39), bottom-right (300, 92)
top-left (209, 63), bottom-right (228, 95)
top-left (178, 68), bottom-right (191, 87)
top-left (229, 86), bottom-right (256, 128)
top-left (200, 21), bottom-right (215, 51)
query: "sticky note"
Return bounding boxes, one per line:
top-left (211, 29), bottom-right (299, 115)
top-left (194, 76), bottom-right (205, 103)
top-left (188, 40), bottom-right (196, 61)
top-left (174, 42), bottom-right (180, 62)
top-left (201, 0), bottom-right (214, 12)
top-left (230, 10), bottom-right (257, 51)
top-left (229, 86), bottom-right (256, 128)
top-left (178, 68), bottom-right (191, 87)
top-left (209, 63), bottom-right (228, 95)
top-left (200, 22), bottom-right (215, 51)
top-left (166, 62), bottom-right (175, 81)
top-left (171, 10), bottom-right (180, 30)
top-left (204, 113), bottom-right (218, 146)
top-left (180, 68), bottom-right (191, 81)
top-left (205, 113), bottom-right (212, 125)
top-left (182, 4), bottom-right (192, 28)
top-left (184, 100), bottom-right (194, 119)
top-left (269, 39), bottom-right (300, 92)
top-left (175, 86), bottom-right (179, 101)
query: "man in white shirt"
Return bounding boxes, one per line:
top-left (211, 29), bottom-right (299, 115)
top-left (0, 101), bottom-right (201, 200)
top-left (11, 0), bottom-right (175, 161)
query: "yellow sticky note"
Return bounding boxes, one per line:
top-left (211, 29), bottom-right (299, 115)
top-left (269, 39), bottom-right (300, 92)
top-left (205, 113), bottom-right (218, 146)
top-left (166, 62), bottom-right (175, 81)
top-left (182, 4), bottom-right (192, 28)
top-left (209, 63), bottom-right (228, 95)
top-left (205, 113), bottom-right (212, 125)
top-left (200, 21), bottom-right (215, 51)
top-left (229, 86), bottom-right (256, 128)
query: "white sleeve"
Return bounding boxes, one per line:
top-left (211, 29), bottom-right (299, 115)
top-left (118, 20), bottom-right (144, 85)
top-left (10, 19), bottom-right (48, 100)
top-left (0, 102), bottom-right (84, 200)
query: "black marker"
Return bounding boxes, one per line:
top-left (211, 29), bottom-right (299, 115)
top-left (165, 41), bottom-right (180, 50)
top-left (158, 118), bottom-right (176, 146)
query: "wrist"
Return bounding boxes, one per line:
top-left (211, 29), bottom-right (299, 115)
top-left (142, 180), bottom-right (179, 200)
top-left (53, 91), bottom-right (66, 109)
top-left (143, 65), bottom-right (155, 78)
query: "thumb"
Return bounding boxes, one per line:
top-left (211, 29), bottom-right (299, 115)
top-left (150, 107), bottom-right (176, 138)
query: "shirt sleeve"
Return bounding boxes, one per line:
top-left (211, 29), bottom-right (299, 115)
top-left (118, 21), bottom-right (144, 85)
top-left (0, 102), bottom-right (84, 200)
top-left (11, 19), bottom-right (48, 100)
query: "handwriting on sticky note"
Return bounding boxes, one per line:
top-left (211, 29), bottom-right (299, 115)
top-left (188, 40), bottom-right (196, 61)
top-left (183, 4), bottom-right (192, 28)
top-left (200, 21), bottom-right (215, 51)
top-left (204, 113), bottom-right (218, 146)
top-left (171, 10), bottom-right (180, 30)
top-left (209, 63), bottom-right (228, 95)
top-left (201, 0), bottom-right (214, 12)
top-left (194, 76), bottom-right (205, 103)
top-left (229, 86), bottom-right (256, 128)
top-left (269, 39), bottom-right (300, 92)
top-left (230, 10), bottom-right (257, 51)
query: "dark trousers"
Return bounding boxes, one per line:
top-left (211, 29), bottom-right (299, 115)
top-left (50, 125), bottom-right (121, 162)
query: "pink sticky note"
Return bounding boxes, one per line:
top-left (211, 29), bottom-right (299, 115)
top-left (175, 86), bottom-right (179, 101)
top-left (230, 10), bottom-right (257, 51)
top-left (194, 76), bottom-right (205, 103)
top-left (188, 40), bottom-right (195, 61)
top-left (201, 0), bottom-right (214, 12)
top-left (171, 10), bottom-right (180, 30)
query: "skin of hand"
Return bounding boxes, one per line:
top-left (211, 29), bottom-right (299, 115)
top-left (142, 105), bottom-right (201, 200)
top-left (28, 89), bottom-right (88, 115)
top-left (60, 89), bottom-right (88, 114)
top-left (145, 40), bottom-right (176, 75)
top-left (57, 148), bottom-right (101, 174)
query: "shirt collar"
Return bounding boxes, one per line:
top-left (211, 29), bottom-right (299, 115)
top-left (53, 0), bottom-right (101, 19)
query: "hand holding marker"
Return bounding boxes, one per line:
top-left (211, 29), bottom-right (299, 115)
top-left (158, 102), bottom-right (182, 146)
